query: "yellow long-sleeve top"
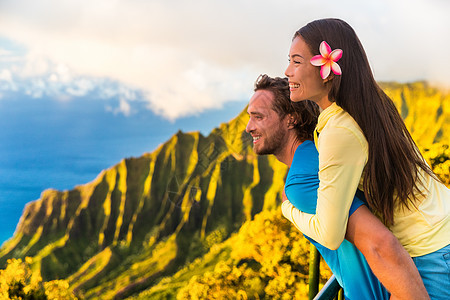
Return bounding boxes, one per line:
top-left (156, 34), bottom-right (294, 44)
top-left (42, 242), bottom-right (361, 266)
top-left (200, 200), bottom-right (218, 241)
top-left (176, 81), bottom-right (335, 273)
top-left (282, 102), bottom-right (450, 256)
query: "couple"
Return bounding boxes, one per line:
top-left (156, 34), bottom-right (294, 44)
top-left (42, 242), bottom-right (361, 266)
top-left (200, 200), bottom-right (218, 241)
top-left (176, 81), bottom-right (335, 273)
top-left (246, 18), bottom-right (450, 299)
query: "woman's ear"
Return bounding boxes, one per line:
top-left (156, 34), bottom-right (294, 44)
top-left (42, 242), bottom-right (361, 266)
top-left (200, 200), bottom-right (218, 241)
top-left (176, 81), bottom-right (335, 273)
top-left (324, 73), bottom-right (335, 84)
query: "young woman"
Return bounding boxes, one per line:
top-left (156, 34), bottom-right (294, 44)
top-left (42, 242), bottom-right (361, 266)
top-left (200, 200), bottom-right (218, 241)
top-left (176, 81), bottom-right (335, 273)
top-left (246, 74), bottom-right (390, 299)
top-left (282, 18), bottom-right (450, 299)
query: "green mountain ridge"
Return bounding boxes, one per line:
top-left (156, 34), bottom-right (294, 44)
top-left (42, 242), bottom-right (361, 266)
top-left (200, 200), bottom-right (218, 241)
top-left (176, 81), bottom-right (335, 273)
top-left (1, 81), bottom-right (449, 299)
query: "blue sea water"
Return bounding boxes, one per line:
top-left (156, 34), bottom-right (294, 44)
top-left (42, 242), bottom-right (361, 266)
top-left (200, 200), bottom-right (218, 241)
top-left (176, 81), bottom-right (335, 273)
top-left (0, 94), bottom-right (247, 246)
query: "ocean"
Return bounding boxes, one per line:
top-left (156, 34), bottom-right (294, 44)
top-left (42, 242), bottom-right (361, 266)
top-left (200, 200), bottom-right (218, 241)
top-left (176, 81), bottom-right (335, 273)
top-left (0, 94), bottom-right (246, 245)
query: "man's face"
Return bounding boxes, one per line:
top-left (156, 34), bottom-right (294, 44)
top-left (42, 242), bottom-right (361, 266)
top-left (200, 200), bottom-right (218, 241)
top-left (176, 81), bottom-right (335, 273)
top-left (246, 90), bottom-right (288, 156)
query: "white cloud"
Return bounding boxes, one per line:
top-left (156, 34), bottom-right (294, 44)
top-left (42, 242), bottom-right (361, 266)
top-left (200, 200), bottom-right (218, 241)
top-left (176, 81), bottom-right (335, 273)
top-left (0, 58), bottom-right (141, 107)
top-left (118, 98), bottom-right (131, 116)
top-left (105, 98), bottom-right (133, 117)
top-left (0, 69), bottom-right (17, 92)
top-left (65, 78), bottom-right (95, 97)
top-left (0, 48), bottom-right (12, 56)
top-left (0, 0), bottom-right (448, 119)
top-left (0, 69), bottom-right (13, 82)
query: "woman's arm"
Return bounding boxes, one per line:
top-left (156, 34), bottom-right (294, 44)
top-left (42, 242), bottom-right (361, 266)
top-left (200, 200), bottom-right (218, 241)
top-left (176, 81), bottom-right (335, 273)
top-left (283, 191), bottom-right (429, 299)
top-left (282, 126), bottom-right (367, 249)
top-left (346, 205), bottom-right (429, 300)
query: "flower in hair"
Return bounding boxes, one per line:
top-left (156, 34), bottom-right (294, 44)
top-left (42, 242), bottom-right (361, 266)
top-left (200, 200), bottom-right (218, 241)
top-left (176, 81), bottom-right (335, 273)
top-left (310, 41), bottom-right (343, 80)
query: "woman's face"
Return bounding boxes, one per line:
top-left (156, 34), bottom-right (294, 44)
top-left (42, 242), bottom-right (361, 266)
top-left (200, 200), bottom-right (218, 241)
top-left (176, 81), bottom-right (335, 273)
top-left (285, 36), bottom-right (332, 110)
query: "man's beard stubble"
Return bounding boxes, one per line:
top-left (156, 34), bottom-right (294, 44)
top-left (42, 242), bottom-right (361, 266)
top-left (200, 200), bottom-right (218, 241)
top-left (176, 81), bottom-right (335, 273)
top-left (253, 125), bottom-right (286, 156)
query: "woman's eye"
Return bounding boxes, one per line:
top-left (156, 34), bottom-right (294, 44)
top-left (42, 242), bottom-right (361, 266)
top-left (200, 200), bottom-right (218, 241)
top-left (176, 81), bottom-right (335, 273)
top-left (288, 57), bottom-right (302, 64)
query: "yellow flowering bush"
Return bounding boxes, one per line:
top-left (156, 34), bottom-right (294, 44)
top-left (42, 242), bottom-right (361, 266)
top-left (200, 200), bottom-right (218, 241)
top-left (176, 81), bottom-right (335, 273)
top-left (177, 210), bottom-right (330, 299)
top-left (0, 257), bottom-right (77, 300)
top-left (422, 144), bottom-right (450, 186)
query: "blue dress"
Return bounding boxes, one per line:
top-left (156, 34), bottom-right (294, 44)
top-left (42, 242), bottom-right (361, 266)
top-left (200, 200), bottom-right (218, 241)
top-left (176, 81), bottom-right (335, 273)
top-left (285, 140), bottom-right (389, 299)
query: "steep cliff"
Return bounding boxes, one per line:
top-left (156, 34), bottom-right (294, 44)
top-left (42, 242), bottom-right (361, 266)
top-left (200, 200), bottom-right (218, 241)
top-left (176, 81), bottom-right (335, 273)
top-left (0, 107), bottom-right (288, 298)
top-left (0, 81), bottom-right (448, 299)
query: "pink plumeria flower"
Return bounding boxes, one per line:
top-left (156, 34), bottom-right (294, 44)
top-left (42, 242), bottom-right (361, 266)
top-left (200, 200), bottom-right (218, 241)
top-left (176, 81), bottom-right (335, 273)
top-left (310, 41), bottom-right (343, 80)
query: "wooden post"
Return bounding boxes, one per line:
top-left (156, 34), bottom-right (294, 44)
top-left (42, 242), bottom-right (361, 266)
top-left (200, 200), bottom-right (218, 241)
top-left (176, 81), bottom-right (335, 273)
top-left (337, 288), bottom-right (344, 300)
top-left (308, 244), bottom-right (320, 299)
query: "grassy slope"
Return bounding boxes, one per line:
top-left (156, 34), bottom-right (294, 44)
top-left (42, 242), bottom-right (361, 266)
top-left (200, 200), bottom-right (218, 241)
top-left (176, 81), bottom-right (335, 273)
top-left (0, 81), bottom-right (448, 299)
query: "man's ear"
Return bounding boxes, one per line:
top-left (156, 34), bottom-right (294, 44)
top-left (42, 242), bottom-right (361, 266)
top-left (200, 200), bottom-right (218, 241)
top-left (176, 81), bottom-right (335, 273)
top-left (287, 114), bottom-right (297, 129)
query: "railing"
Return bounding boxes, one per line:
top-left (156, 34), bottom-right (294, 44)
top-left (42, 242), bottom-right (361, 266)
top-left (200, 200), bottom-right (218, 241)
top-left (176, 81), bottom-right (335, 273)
top-left (313, 275), bottom-right (343, 300)
top-left (308, 245), bottom-right (344, 300)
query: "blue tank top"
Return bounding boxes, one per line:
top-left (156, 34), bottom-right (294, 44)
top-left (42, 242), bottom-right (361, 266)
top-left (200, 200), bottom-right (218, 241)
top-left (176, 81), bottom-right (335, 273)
top-left (285, 140), bottom-right (389, 299)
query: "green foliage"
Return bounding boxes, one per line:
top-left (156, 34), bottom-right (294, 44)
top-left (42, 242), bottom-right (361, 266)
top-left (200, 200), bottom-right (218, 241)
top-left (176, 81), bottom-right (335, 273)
top-left (0, 257), bottom-right (77, 300)
top-left (175, 210), bottom-right (331, 300)
top-left (380, 81), bottom-right (450, 147)
top-left (422, 143), bottom-right (450, 186)
top-left (129, 241), bottom-right (233, 299)
top-left (0, 82), bottom-right (447, 299)
top-left (203, 227), bottom-right (228, 250)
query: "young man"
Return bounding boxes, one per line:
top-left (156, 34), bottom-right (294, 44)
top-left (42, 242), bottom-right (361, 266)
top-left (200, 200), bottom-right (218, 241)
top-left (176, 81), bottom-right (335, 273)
top-left (245, 74), bottom-right (429, 299)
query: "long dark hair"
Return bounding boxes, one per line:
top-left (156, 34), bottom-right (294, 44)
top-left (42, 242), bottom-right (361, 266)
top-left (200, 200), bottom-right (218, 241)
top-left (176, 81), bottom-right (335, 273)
top-left (295, 18), bottom-right (438, 225)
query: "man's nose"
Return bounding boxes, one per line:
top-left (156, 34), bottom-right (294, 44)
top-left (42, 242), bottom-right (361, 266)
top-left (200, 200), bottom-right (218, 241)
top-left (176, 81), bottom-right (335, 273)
top-left (245, 119), bottom-right (254, 133)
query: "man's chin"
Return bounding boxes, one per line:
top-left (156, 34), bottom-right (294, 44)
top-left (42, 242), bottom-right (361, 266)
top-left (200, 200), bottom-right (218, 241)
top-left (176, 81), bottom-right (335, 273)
top-left (253, 145), bottom-right (262, 155)
top-left (253, 146), bottom-right (272, 156)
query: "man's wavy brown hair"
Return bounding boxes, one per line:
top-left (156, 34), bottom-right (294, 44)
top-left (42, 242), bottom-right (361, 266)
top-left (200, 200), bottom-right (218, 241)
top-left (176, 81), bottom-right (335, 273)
top-left (254, 74), bottom-right (319, 144)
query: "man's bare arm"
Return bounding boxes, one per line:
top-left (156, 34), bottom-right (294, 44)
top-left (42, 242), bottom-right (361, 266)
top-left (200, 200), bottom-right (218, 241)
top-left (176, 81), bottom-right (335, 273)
top-left (346, 205), bottom-right (429, 300)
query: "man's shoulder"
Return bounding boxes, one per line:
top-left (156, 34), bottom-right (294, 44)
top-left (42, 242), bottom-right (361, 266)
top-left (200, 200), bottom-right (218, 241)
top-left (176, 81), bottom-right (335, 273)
top-left (289, 140), bottom-right (319, 177)
top-left (294, 140), bottom-right (318, 160)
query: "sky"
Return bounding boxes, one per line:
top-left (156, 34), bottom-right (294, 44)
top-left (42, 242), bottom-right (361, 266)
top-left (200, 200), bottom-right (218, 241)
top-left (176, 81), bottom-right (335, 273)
top-left (0, 0), bottom-right (449, 121)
